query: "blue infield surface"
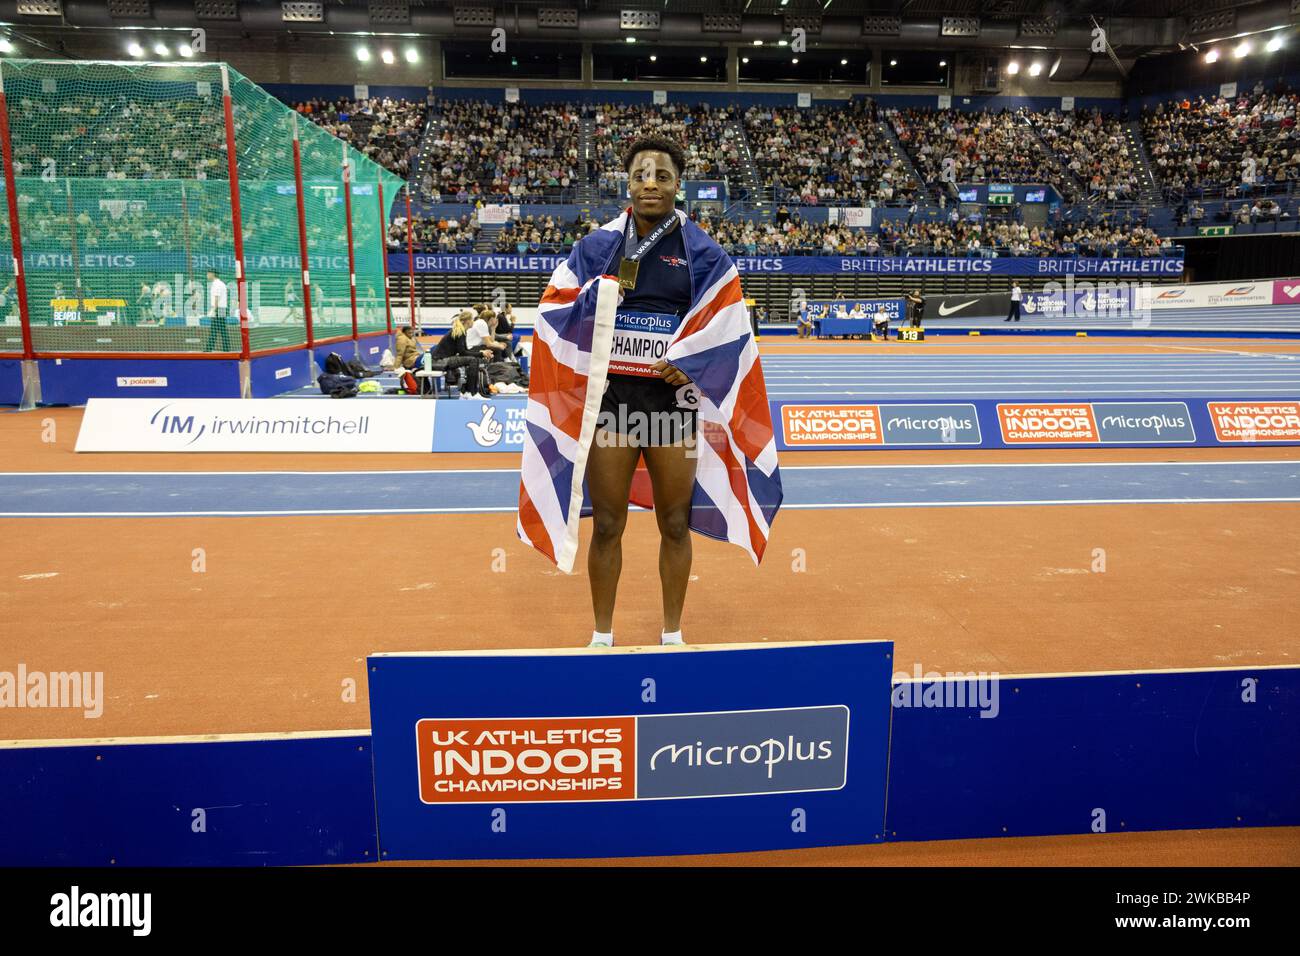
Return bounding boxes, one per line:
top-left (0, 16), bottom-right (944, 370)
top-left (2, 460), bottom-right (1296, 517)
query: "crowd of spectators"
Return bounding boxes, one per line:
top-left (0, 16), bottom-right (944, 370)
top-left (492, 214), bottom-right (597, 254)
top-left (416, 99), bottom-right (581, 203)
top-left (873, 218), bottom-right (1169, 258)
top-left (592, 103), bottom-right (737, 197)
top-left (7, 92), bottom-right (227, 180)
top-left (387, 211), bottom-right (480, 253)
top-left (293, 97), bottom-right (426, 179)
top-left (1142, 82), bottom-right (1300, 200)
top-left (1039, 109), bottom-right (1141, 201)
top-left (743, 102), bottom-right (920, 206)
top-left (701, 211), bottom-right (1170, 259)
top-left (891, 107), bottom-right (1077, 201)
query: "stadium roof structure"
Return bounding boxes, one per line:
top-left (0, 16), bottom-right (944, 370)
top-left (0, 0), bottom-right (1287, 59)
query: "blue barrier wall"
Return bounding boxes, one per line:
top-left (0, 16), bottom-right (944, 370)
top-left (249, 350), bottom-right (313, 399)
top-left (886, 668), bottom-right (1300, 841)
top-left (1, 663), bottom-right (1295, 863)
top-left (0, 358), bottom-right (22, 405)
top-left (0, 733), bottom-right (378, 866)
top-left (36, 358), bottom-right (242, 406)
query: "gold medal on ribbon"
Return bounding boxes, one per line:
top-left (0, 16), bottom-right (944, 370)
top-left (618, 258), bottom-right (639, 290)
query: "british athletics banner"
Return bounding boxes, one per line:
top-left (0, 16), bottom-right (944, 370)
top-left (388, 253), bottom-right (1186, 277)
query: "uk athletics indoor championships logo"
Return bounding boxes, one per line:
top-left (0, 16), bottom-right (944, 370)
top-left (415, 706), bottom-right (849, 803)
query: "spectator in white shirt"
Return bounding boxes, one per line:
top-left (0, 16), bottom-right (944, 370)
top-left (465, 307), bottom-right (509, 358)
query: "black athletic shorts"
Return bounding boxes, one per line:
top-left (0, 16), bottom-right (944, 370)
top-left (598, 373), bottom-right (699, 446)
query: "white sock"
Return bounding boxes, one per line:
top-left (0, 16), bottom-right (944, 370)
top-left (589, 630), bottom-right (613, 647)
top-left (661, 630), bottom-right (685, 646)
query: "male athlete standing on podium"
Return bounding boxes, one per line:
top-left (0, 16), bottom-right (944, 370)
top-left (517, 134), bottom-right (783, 648)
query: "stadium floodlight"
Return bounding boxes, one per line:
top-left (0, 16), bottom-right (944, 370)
top-left (650, 54), bottom-right (657, 61)
top-left (700, 56), bottom-right (707, 62)
top-left (753, 39), bottom-right (762, 45)
top-left (0, 38), bottom-right (12, 54)
top-left (404, 47), bottom-right (419, 63)
top-left (1029, 61), bottom-right (1043, 76)
top-left (177, 44), bottom-right (193, 57)
top-left (1234, 41), bottom-right (1250, 59)
top-left (840, 58), bottom-right (848, 65)
top-left (1267, 35), bottom-right (1284, 53)
top-left (741, 56), bottom-right (748, 63)
top-left (939, 59), bottom-right (947, 67)
top-left (381, 49), bottom-right (395, 64)
top-left (889, 59), bottom-right (897, 66)
top-left (626, 36), bottom-right (635, 43)
top-left (1205, 49), bottom-right (1219, 63)
top-left (127, 41), bottom-right (144, 57)
top-left (791, 58), bottom-right (799, 65)
top-left (356, 46), bottom-right (371, 62)
top-left (1007, 60), bottom-right (1020, 74)
top-left (153, 42), bottom-right (170, 56)
top-left (778, 39), bottom-right (788, 46)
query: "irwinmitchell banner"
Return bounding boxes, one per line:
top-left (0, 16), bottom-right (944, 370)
top-left (75, 399), bottom-right (438, 452)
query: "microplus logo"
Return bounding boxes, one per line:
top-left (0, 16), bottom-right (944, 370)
top-left (0, 664), bottom-right (103, 718)
top-left (635, 706), bottom-right (849, 798)
top-left (50, 886), bottom-right (151, 936)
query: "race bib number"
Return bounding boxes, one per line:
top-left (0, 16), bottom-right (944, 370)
top-left (608, 310), bottom-right (680, 378)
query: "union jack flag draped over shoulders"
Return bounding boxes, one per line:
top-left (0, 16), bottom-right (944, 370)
top-left (517, 207), bottom-right (783, 573)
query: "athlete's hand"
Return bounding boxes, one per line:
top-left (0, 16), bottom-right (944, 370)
top-left (652, 360), bottom-right (690, 386)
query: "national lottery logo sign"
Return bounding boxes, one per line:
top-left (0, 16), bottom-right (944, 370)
top-left (415, 706), bottom-right (849, 803)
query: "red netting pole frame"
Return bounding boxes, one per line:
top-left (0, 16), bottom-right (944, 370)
top-left (292, 118), bottom-right (315, 353)
top-left (377, 178), bottom-right (393, 335)
top-left (341, 144), bottom-right (359, 345)
top-left (0, 87), bottom-right (33, 360)
top-left (404, 189), bottom-right (416, 329)
top-left (221, 67), bottom-right (252, 360)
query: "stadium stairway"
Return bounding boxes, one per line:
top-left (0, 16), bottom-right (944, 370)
top-left (726, 118), bottom-right (772, 220)
top-left (1125, 118), bottom-right (1164, 206)
top-left (877, 118), bottom-right (936, 207)
top-left (412, 103), bottom-right (442, 201)
top-left (474, 223), bottom-right (504, 252)
top-left (574, 116), bottom-right (598, 204)
top-left (1022, 114), bottom-right (1083, 202)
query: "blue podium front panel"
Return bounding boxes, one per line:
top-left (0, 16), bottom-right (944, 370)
top-left (368, 641), bottom-right (893, 860)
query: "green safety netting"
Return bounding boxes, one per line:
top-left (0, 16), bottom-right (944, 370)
top-left (0, 58), bottom-right (404, 355)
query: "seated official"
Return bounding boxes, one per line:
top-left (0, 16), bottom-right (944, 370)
top-left (873, 307), bottom-right (891, 340)
top-left (796, 311), bottom-right (814, 339)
